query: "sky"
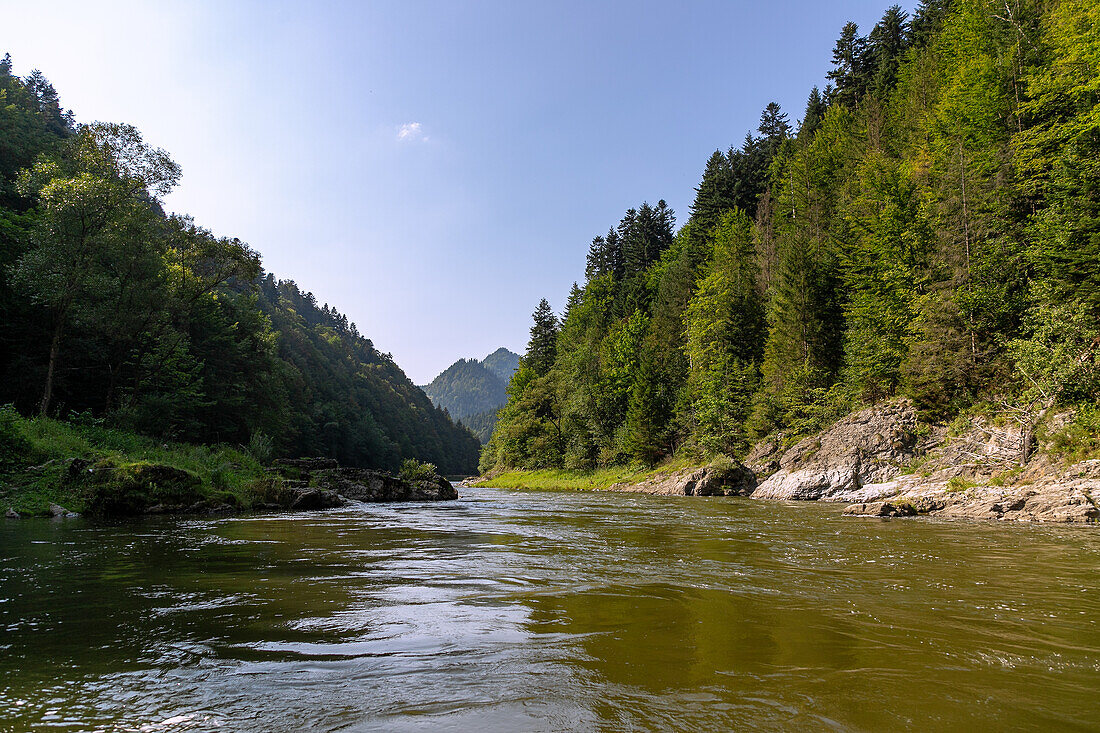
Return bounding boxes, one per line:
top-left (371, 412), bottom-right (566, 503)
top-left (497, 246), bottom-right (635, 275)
top-left (2, 0), bottom-right (898, 384)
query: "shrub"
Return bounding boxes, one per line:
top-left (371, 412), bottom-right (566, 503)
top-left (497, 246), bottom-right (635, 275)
top-left (1045, 405), bottom-right (1100, 463)
top-left (0, 405), bottom-right (32, 472)
top-left (399, 458), bottom-right (438, 483)
top-left (247, 431), bottom-right (274, 465)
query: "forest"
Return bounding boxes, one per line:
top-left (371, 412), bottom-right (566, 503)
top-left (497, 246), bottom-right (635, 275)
top-left (421, 347), bottom-right (519, 442)
top-left (482, 0), bottom-right (1100, 473)
top-left (0, 55), bottom-right (481, 474)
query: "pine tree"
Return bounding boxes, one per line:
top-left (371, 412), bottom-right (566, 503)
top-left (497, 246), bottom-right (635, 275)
top-left (868, 5), bottom-right (911, 96)
top-left (690, 150), bottom-right (734, 233)
top-left (525, 299), bottom-right (559, 376)
top-left (911, 0), bottom-right (953, 48)
top-left (798, 87), bottom-right (828, 141)
top-left (826, 22), bottom-right (870, 107)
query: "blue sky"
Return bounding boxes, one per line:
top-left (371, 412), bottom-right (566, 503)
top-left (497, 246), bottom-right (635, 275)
top-left (3, 0), bottom-right (897, 384)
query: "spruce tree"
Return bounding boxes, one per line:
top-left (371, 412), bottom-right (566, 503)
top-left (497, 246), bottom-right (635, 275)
top-left (525, 299), bottom-right (559, 376)
top-left (798, 87), bottom-right (828, 141)
top-left (826, 22), bottom-right (870, 107)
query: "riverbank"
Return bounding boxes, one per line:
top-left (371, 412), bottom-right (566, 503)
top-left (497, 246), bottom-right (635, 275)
top-left (473, 400), bottom-right (1100, 524)
top-left (0, 407), bottom-right (269, 517)
top-left (0, 408), bottom-right (455, 517)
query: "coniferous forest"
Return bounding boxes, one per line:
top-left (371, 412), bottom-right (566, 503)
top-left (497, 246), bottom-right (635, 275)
top-left (421, 348), bottom-right (520, 443)
top-left (483, 0), bottom-right (1100, 473)
top-left (0, 54), bottom-right (481, 474)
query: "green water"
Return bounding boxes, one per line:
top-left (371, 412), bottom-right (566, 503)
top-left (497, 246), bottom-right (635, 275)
top-left (1, 487), bottom-right (1098, 732)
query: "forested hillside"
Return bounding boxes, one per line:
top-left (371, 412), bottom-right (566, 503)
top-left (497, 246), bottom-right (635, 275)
top-left (482, 347), bottom-right (521, 384)
top-left (483, 0), bottom-right (1100, 473)
top-left (0, 55), bottom-right (480, 474)
top-left (421, 348), bottom-right (519, 442)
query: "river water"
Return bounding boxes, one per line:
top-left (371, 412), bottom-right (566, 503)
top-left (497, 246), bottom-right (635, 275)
top-left (2, 487), bottom-right (1099, 732)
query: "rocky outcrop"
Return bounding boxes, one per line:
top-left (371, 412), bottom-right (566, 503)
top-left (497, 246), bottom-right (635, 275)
top-left (317, 468), bottom-right (458, 502)
top-left (751, 401), bottom-right (920, 502)
top-left (842, 459), bottom-right (1100, 524)
top-left (265, 461), bottom-right (459, 504)
top-left (609, 461), bottom-right (757, 497)
top-left (287, 487), bottom-right (347, 511)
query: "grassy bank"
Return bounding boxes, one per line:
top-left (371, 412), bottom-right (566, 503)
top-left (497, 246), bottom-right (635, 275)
top-left (1, 406), bottom-right (268, 516)
top-left (473, 457), bottom-right (700, 492)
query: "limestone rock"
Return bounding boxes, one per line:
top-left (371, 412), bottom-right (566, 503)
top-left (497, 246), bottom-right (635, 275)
top-left (609, 461), bottom-right (757, 497)
top-left (752, 401), bottom-right (918, 502)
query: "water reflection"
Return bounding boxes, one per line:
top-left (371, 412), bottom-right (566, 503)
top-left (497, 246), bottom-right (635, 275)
top-left (1, 489), bottom-right (1098, 731)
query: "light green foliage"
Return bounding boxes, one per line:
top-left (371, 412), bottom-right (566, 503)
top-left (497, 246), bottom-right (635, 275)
top-left (1007, 285), bottom-right (1100, 410)
top-left (1044, 406), bottom-right (1100, 463)
top-left (841, 153), bottom-right (932, 401)
top-left (0, 404), bottom-right (33, 471)
top-left (483, 0), bottom-right (1100, 474)
top-left (0, 411), bottom-right (264, 515)
top-left (683, 210), bottom-right (764, 455)
top-left (399, 458), bottom-right (438, 483)
top-left (248, 431), bottom-right (275, 465)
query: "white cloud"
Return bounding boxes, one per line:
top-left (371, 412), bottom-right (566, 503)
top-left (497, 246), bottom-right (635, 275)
top-left (397, 122), bottom-right (428, 142)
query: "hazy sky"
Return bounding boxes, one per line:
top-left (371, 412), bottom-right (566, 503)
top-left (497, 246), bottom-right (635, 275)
top-left (2, 0), bottom-right (896, 384)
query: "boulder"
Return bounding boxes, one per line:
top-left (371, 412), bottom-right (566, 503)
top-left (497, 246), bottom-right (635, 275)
top-left (843, 500), bottom-right (920, 518)
top-left (85, 462), bottom-right (202, 516)
top-left (5, 508), bottom-right (19, 519)
top-left (752, 401), bottom-right (919, 502)
top-left (744, 438), bottom-right (784, 478)
top-left (317, 467), bottom-right (457, 502)
top-left (609, 461), bottom-right (757, 497)
top-left (288, 488), bottom-right (347, 511)
top-left (48, 503), bottom-right (78, 518)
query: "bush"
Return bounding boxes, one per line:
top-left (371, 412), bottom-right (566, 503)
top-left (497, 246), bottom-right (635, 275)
top-left (1045, 405), bottom-right (1100, 463)
top-left (399, 458), bottom-right (438, 483)
top-left (247, 431), bottom-right (274, 465)
top-left (0, 405), bottom-right (32, 472)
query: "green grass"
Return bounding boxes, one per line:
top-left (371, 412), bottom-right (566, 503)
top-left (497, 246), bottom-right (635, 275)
top-left (946, 476), bottom-right (978, 493)
top-left (473, 456), bottom-right (701, 492)
top-left (0, 407), bottom-right (267, 516)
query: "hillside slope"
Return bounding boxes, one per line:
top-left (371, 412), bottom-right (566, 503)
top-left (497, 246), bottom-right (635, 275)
top-left (0, 55), bottom-right (480, 474)
top-left (422, 349), bottom-right (520, 442)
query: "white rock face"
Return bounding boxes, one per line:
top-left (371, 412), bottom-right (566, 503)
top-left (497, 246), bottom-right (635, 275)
top-left (751, 401), bottom-right (918, 501)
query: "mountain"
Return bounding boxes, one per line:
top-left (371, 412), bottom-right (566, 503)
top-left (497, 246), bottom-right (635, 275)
top-left (421, 348), bottom-right (519, 442)
top-left (482, 347), bottom-right (520, 384)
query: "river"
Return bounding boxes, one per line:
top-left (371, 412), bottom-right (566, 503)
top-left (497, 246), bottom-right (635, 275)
top-left (1, 487), bottom-right (1098, 731)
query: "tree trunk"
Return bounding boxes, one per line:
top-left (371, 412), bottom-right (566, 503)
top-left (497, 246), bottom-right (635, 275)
top-left (39, 321), bottom-right (63, 416)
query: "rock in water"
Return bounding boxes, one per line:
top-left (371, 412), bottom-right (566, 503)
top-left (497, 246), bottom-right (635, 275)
top-left (288, 488), bottom-right (347, 511)
top-left (751, 401), bottom-right (918, 502)
top-left (48, 503), bottom-right (77, 517)
top-left (318, 468), bottom-right (458, 502)
top-left (265, 461), bottom-right (459, 504)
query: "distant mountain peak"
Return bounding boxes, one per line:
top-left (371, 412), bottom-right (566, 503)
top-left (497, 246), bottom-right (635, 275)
top-left (481, 347), bottom-right (520, 383)
top-left (421, 347), bottom-right (520, 442)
